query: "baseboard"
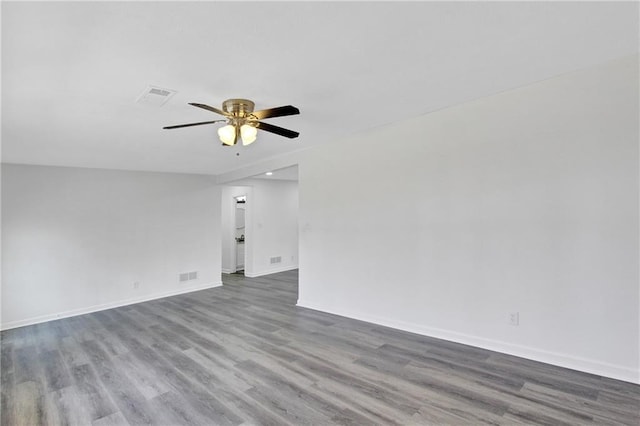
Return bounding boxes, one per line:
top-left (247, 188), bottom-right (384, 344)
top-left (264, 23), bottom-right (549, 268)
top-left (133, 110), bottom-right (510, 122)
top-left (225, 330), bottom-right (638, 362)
top-left (296, 299), bottom-right (640, 385)
top-left (221, 268), bottom-right (235, 274)
top-left (1, 281), bottom-right (223, 331)
top-left (244, 264), bottom-right (298, 278)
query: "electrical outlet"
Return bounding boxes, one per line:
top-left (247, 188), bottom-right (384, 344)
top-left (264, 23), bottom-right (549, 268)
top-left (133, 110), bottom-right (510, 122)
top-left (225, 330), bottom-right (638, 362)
top-left (509, 312), bottom-right (519, 326)
top-left (133, 281), bottom-right (140, 289)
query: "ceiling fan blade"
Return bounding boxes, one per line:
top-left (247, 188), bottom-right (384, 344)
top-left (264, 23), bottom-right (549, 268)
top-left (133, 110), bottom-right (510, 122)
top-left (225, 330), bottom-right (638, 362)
top-left (163, 120), bottom-right (226, 129)
top-left (251, 105), bottom-right (300, 120)
top-left (254, 121), bottom-right (300, 138)
top-left (189, 103), bottom-right (229, 117)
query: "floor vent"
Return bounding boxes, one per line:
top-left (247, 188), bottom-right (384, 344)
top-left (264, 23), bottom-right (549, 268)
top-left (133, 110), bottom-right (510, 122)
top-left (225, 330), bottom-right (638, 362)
top-left (270, 256), bottom-right (282, 264)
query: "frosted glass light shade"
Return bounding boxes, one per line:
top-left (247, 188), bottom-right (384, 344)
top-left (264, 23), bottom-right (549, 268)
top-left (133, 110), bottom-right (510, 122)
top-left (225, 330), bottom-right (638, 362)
top-left (218, 125), bottom-right (236, 145)
top-left (241, 124), bottom-right (257, 145)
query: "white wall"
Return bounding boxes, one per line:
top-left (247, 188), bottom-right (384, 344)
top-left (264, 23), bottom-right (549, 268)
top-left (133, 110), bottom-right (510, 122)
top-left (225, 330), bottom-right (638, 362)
top-left (225, 179), bottom-right (299, 277)
top-left (297, 55), bottom-right (639, 383)
top-left (1, 164), bottom-right (222, 329)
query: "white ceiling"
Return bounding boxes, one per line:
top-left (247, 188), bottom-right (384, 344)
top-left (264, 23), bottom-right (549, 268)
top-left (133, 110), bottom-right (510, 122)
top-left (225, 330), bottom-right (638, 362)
top-left (252, 165), bottom-right (298, 182)
top-left (2, 1), bottom-right (638, 176)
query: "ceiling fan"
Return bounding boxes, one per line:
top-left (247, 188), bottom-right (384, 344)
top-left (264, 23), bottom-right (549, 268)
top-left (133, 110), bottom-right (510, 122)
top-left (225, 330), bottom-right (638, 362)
top-left (163, 99), bottom-right (300, 146)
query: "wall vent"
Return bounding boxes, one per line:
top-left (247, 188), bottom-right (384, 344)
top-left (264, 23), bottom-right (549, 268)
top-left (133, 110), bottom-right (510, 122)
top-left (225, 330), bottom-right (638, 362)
top-left (270, 256), bottom-right (282, 264)
top-left (179, 271), bottom-right (198, 283)
top-left (136, 85), bottom-right (176, 107)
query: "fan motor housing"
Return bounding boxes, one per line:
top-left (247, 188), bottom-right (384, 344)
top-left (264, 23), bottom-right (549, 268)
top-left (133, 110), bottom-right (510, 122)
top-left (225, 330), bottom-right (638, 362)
top-left (223, 99), bottom-right (255, 117)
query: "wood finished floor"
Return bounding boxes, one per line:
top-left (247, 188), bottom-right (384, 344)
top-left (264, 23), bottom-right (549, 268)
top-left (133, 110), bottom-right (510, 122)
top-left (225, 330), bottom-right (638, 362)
top-left (1, 270), bottom-right (639, 425)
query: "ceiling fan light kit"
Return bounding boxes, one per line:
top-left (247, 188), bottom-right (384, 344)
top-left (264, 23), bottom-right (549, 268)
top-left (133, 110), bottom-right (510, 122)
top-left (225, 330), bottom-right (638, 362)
top-left (217, 125), bottom-right (237, 146)
top-left (164, 98), bottom-right (300, 147)
top-left (240, 124), bottom-right (258, 145)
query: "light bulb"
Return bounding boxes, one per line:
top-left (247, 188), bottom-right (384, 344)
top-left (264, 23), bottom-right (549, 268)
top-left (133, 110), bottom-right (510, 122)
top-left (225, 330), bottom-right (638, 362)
top-left (218, 125), bottom-right (236, 145)
top-left (240, 124), bottom-right (257, 146)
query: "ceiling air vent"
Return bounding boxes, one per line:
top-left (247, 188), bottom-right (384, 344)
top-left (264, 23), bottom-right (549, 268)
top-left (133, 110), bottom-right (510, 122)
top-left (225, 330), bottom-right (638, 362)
top-left (136, 85), bottom-right (176, 107)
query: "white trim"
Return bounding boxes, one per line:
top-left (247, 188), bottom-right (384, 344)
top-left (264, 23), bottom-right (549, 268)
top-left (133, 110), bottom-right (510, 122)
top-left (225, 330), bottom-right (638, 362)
top-left (296, 299), bottom-right (640, 385)
top-left (244, 264), bottom-right (298, 278)
top-left (221, 268), bottom-right (236, 274)
top-left (1, 281), bottom-right (223, 331)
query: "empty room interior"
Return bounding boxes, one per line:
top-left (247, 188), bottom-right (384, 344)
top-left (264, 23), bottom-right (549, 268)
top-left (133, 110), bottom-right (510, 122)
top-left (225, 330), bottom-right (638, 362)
top-left (1, 1), bottom-right (639, 425)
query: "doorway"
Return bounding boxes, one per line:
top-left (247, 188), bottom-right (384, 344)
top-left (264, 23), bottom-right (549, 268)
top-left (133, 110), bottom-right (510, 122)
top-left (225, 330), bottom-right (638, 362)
top-left (220, 165), bottom-right (298, 278)
top-left (234, 195), bottom-right (246, 274)
top-left (221, 185), bottom-right (251, 275)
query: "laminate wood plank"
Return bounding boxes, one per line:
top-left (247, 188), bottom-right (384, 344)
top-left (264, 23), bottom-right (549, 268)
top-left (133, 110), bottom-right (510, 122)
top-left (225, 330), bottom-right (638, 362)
top-left (596, 389), bottom-right (640, 417)
top-left (1, 370), bottom-right (16, 426)
top-left (147, 324), bottom-right (193, 351)
top-left (131, 308), bottom-right (228, 355)
top-left (370, 323), bottom-right (492, 362)
top-left (521, 382), bottom-right (638, 425)
top-left (294, 354), bottom-right (422, 418)
top-left (325, 321), bottom-right (388, 348)
top-left (2, 269), bottom-right (638, 425)
top-left (236, 333), bottom-right (299, 362)
top-left (504, 401), bottom-right (593, 426)
top-left (92, 313), bottom-right (246, 426)
top-left (162, 299), bottom-right (236, 326)
top-left (112, 352), bottom-right (172, 400)
top-left (0, 328), bottom-right (19, 347)
top-left (92, 411), bottom-right (130, 426)
top-left (158, 321), bottom-right (253, 365)
top-left (162, 347), bottom-right (293, 426)
top-left (291, 328), bottom-right (385, 362)
top-left (379, 343), bottom-right (526, 390)
top-left (1, 341), bottom-right (14, 381)
top-left (182, 356), bottom-right (296, 426)
top-left (11, 380), bottom-right (46, 426)
top-left (244, 384), bottom-right (332, 425)
top-left (59, 336), bottom-right (91, 368)
top-left (179, 319), bottom-right (291, 363)
top-left (114, 306), bottom-right (162, 330)
top-left (31, 322), bottom-right (60, 354)
top-left (39, 349), bottom-right (73, 392)
top-left (43, 385), bottom-right (94, 426)
top-left (124, 341), bottom-right (244, 426)
top-left (405, 361), bottom-right (586, 423)
top-left (599, 376), bottom-right (640, 396)
top-left (13, 345), bottom-right (41, 384)
top-left (275, 305), bottom-right (339, 327)
top-left (70, 364), bottom-right (119, 421)
top-left (274, 328), bottom-right (360, 363)
top-left (285, 337), bottom-right (413, 390)
top-left (182, 347), bottom-right (254, 392)
top-left (252, 350), bottom-right (398, 425)
top-left (88, 323), bottom-right (131, 357)
top-left (147, 391), bottom-right (215, 426)
top-left (355, 354), bottom-right (512, 423)
top-left (486, 351), bottom-right (607, 391)
top-left (63, 315), bottom-right (99, 343)
top-left (80, 339), bottom-right (163, 425)
top-left (238, 358), bottom-right (368, 424)
top-left (308, 376), bottom-right (414, 425)
top-left (244, 304), bottom-right (304, 329)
